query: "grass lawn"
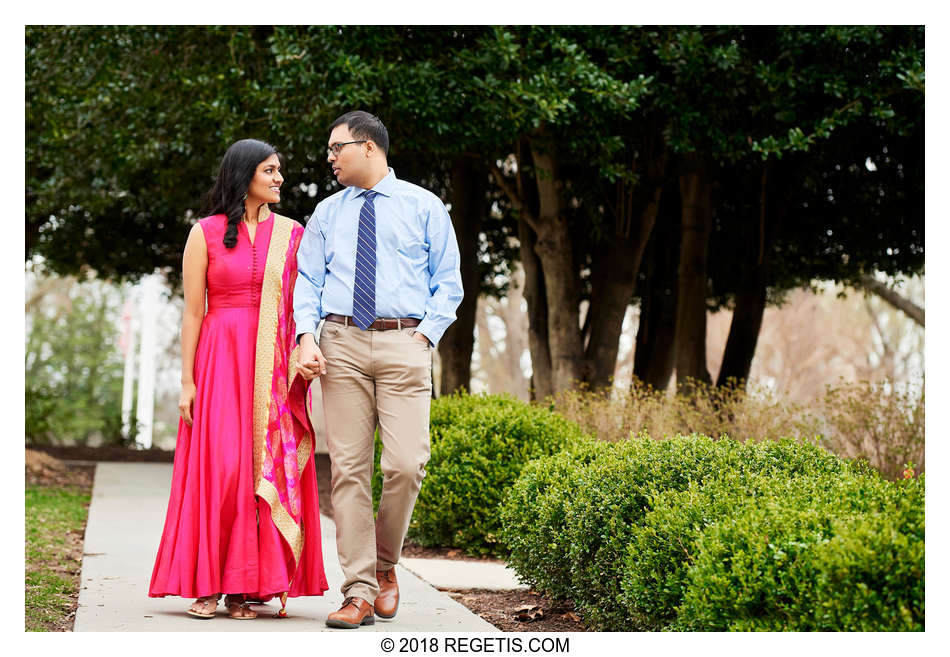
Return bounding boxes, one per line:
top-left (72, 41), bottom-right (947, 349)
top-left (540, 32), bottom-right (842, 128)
top-left (25, 485), bottom-right (91, 631)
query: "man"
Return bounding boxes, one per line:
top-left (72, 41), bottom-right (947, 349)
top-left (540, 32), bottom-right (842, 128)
top-left (294, 110), bottom-right (463, 629)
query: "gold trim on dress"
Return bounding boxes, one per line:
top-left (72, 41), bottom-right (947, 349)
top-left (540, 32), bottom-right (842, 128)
top-left (251, 214), bottom-right (309, 564)
top-left (288, 344), bottom-right (301, 391)
top-left (252, 214), bottom-right (290, 492)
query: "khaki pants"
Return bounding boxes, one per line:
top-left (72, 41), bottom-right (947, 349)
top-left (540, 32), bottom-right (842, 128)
top-left (318, 321), bottom-right (432, 603)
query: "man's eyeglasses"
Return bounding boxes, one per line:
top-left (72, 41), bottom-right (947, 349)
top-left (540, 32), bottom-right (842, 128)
top-left (327, 140), bottom-right (367, 158)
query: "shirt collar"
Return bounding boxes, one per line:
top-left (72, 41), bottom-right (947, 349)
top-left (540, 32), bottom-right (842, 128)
top-left (355, 168), bottom-right (397, 199)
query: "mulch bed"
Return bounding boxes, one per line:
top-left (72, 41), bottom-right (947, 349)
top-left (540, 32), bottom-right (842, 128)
top-left (26, 449), bottom-right (96, 489)
top-left (27, 444), bottom-right (175, 463)
top-left (25, 446), bottom-right (588, 632)
top-left (397, 541), bottom-right (587, 630)
top-left (444, 589), bottom-right (589, 632)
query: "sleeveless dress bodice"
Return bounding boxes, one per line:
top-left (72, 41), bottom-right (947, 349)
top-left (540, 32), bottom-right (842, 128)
top-left (202, 213), bottom-right (275, 311)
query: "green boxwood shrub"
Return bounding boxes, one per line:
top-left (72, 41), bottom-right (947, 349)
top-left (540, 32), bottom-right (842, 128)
top-left (402, 393), bottom-right (589, 556)
top-left (499, 440), bottom-right (611, 600)
top-left (792, 484), bottom-right (924, 631)
top-left (743, 436), bottom-right (871, 478)
top-left (559, 434), bottom-right (749, 630)
top-left (621, 438), bottom-right (868, 627)
top-left (427, 392), bottom-right (526, 441)
top-left (500, 433), bottom-right (897, 631)
top-left (673, 475), bottom-right (924, 631)
top-left (622, 476), bottom-right (749, 628)
top-left (500, 434), bottom-right (751, 628)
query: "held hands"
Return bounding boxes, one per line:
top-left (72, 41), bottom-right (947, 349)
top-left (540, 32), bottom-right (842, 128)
top-left (297, 334), bottom-right (327, 381)
top-left (178, 382), bottom-right (197, 426)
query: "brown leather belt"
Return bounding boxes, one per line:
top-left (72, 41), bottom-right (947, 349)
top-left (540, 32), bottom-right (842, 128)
top-left (325, 313), bottom-right (421, 331)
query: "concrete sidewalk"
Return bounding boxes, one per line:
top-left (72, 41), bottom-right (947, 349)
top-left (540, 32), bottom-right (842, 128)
top-left (401, 558), bottom-right (529, 592)
top-left (74, 463), bottom-right (497, 631)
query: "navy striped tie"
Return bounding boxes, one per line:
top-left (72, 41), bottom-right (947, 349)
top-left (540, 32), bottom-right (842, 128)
top-left (352, 190), bottom-right (378, 330)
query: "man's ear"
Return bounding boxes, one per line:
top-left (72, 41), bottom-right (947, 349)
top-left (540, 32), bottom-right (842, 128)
top-left (365, 140), bottom-right (376, 157)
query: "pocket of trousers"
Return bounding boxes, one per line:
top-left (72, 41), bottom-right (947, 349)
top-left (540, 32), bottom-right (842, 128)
top-left (406, 328), bottom-right (432, 350)
top-left (320, 323), bottom-right (345, 345)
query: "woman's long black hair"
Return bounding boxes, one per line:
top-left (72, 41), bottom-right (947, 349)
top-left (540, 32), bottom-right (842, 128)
top-left (202, 139), bottom-right (280, 249)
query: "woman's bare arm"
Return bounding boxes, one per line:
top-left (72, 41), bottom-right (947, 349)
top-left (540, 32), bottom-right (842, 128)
top-left (178, 223), bottom-right (208, 424)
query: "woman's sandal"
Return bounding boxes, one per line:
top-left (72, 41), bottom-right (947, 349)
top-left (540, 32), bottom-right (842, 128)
top-left (225, 594), bottom-right (258, 620)
top-left (186, 594), bottom-right (221, 619)
top-left (244, 592), bottom-right (289, 617)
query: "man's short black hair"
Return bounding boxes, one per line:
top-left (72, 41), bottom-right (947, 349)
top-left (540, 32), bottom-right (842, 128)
top-left (330, 110), bottom-right (389, 156)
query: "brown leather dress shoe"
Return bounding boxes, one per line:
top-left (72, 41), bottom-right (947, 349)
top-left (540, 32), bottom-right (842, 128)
top-left (375, 569), bottom-right (399, 618)
top-left (325, 596), bottom-right (375, 629)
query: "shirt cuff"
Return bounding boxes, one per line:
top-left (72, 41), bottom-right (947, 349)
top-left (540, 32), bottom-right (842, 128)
top-left (296, 326), bottom-right (318, 346)
top-left (416, 319), bottom-right (445, 347)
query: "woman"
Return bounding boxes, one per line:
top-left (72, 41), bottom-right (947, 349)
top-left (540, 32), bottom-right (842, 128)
top-left (149, 139), bottom-right (328, 619)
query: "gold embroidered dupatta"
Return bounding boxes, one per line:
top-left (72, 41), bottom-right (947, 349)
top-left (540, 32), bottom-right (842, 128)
top-left (251, 214), bottom-right (312, 569)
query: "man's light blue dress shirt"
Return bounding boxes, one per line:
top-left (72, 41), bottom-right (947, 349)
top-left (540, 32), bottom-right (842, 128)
top-left (294, 168), bottom-right (463, 347)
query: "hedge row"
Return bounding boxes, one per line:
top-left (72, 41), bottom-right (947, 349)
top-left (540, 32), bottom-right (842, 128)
top-left (500, 434), bottom-right (924, 631)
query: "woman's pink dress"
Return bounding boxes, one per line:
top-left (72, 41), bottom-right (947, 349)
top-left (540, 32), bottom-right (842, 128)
top-left (149, 213), bottom-right (328, 600)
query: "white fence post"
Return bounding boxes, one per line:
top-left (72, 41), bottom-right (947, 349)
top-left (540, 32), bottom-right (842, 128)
top-left (120, 294), bottom-right (138, 441)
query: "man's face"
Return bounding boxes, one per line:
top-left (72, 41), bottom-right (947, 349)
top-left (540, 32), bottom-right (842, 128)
top-left (327, 123), bottom-right (368, 188)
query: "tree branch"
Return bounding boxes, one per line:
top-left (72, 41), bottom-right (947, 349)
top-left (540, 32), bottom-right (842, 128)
top-left (489, 161), bottom-right (541, 234)
top-left (860, 275), bottom-right (924, 327)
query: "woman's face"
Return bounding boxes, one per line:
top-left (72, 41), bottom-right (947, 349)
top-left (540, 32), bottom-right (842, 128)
top-left (246, 154), bottom-right (283, 206)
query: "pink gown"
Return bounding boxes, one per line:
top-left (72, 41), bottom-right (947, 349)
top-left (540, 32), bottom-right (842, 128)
top-left (149, 213), bottom-right (328, 600)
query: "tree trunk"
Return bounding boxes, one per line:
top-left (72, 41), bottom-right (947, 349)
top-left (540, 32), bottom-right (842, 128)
top-left (717, 160), bottom-right (789, 387)
top-left (634, 193), bottom-right (679, 391)
top-left (584, 193), bottom-right (663, 389)
top-left (528, 138), bottom-right (585, 393)
top-left (489, 135), bottom-right (583, 397)
top-left (519, 217), bottom-right (553, 401)
top-left (674, 154), bottom-right (713, 391)
top-left (488, 265), bottom-right (531, 399)
top-left (584, 238), bottom-right (638, 389)
top-left (438, 156), bottom-right (486, 395)
top-left (584, 130), bottom-right (668, 390)
top-left (716, 267), bottom-right (768, 387)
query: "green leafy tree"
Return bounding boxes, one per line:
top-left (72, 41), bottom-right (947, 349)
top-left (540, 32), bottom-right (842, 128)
top-left (626, 26), bottom-right (924, 392)
top-left (711, 26), bottom-right (924, 387)
top-left (26, 279), bottom-right (127, 445)
top-left (27, 26), bottom-right (300, 285)
top-left (455, 26), bottom-right (654, 396)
